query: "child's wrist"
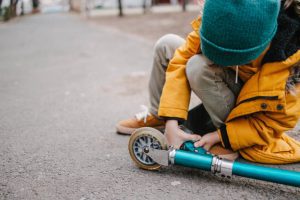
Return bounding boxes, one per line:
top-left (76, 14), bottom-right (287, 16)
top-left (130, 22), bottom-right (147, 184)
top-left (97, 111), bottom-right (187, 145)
top-left (166, 119), bottom-right (178, 128)
top-left (212, 131), bottom-right (221, 143)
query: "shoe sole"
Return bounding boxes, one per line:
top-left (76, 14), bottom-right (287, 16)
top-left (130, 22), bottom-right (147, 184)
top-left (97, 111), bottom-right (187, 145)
top-left (116, 124), bottom-right (165, 135)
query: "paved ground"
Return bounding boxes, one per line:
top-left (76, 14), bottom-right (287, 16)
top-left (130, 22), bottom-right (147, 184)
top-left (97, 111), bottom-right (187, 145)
top-left (0, 13), bottom-right (300, 200)
top-left (91, 10), bottom-right (201, 43)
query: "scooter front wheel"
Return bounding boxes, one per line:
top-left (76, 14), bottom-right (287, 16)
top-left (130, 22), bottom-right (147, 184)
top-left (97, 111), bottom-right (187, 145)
top-left (128, 127), bottom-right (167, 170)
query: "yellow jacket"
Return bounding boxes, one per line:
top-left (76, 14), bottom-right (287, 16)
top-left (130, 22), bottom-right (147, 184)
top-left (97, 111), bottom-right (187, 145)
top-left (158, 18), bottom-right (300, 164)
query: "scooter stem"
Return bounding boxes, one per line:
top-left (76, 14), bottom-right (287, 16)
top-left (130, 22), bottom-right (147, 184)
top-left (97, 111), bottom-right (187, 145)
top-left (170, 149), bottom-right (300, 187)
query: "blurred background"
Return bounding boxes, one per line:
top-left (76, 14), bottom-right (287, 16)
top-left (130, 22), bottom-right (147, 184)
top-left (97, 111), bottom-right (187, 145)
top-left (0, 0), bottom-right (204, 42)
top-left (1, 0), bottom-right (300, 199)
top-left (0, 0), bottom-right (203, 20)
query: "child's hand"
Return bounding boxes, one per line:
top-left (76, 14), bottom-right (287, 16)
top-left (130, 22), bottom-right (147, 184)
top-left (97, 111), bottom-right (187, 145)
top-left (194, 131), bottom-right (221, 151)
top-left (165, 120), bottom-right (201, 149)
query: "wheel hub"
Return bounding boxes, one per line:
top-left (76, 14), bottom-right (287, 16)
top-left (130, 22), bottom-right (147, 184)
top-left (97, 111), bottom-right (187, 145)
top-left (132, 135), bottom-right (162, 165)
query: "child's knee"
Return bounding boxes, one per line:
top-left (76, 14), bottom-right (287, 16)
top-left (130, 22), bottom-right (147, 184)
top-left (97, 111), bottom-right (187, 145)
top-left (154, 34), bottom-right (184, 56)
top-left (186, 54), bottom-right (213, 87)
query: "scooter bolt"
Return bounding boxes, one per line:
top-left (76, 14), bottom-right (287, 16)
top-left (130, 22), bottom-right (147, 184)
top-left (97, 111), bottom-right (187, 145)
top-left (144, 147), bottom-right (150, 153)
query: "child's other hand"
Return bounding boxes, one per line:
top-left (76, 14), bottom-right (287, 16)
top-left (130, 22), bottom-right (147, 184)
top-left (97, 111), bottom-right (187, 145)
top-left (194, 131), bottom-right (221, 151)
top-left (165, 120), bottom-right (201, 149)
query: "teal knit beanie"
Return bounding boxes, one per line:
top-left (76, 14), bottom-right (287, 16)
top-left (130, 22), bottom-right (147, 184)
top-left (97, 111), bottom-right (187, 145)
top-left (200, 0), bottom-right (280, 66)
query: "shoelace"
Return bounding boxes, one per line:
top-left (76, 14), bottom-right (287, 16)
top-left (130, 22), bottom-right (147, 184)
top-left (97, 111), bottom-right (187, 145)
top-left (135, 105), bottom-right (151, 123)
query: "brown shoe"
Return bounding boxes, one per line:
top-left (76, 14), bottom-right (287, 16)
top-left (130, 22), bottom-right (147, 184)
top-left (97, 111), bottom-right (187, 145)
top-left (116, 106), bottom-right (165, 135)
top-left (210, 143), bottom-right (239, 161)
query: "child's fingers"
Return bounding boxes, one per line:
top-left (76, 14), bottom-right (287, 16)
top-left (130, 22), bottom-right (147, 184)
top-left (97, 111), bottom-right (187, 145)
top-left (181, 132), bottom-right (201, 142)
top-left (194, 138), bottom-right (205, 148)
top-left (187, 134), bottom-right (201, 142)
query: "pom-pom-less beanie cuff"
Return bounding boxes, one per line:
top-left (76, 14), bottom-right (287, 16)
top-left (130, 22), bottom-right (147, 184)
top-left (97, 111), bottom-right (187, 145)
top-left (200, 24), bottom-right (278, 66)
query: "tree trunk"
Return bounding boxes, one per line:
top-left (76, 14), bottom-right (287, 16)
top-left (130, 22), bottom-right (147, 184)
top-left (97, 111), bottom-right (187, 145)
top-left (182, 0), bottom-right (186, 12)
top-left (9, 0), bottom-right (17, 17)
top-left (143, 0), bottom-right (152, 14)
top-left (20, 0), bottom-right (24, 15)
top-left (32, 0), bottom-right (39, 13)
top-left (142, 0), bottom-right (146, 14)
top-left (118, 0), bottom-right (123, 17)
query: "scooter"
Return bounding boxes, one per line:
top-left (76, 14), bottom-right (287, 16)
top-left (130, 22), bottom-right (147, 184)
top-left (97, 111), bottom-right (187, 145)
top-left (128, 105), bottom-right (300, 188)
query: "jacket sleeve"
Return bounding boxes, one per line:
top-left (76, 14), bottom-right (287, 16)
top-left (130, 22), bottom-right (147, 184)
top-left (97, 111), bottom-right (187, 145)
top-left (218, 93), bottom-right (300, 151)
top-left (158, 30), bottom-right (201, 120)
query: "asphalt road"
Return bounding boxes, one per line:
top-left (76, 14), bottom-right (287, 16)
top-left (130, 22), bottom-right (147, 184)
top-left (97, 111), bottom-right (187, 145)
top-left (0, 13), bottom-right (299, 200)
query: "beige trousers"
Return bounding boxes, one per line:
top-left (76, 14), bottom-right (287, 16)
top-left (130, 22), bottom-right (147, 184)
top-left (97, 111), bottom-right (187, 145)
top-left (148, 34), bottom-right (243, 128)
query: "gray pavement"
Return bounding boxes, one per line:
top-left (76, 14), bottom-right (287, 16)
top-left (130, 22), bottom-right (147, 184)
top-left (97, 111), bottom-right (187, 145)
top-left (0, 13), bottom-right (299, 200)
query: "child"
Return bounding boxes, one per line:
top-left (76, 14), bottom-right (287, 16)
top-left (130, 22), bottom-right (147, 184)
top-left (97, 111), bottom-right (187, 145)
top-left (117, 0), bottom-right (300, 164)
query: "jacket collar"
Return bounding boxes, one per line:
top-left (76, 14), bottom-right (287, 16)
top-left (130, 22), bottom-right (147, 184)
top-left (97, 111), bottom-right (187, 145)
top-left (262, 5), bottom-right (300, 64)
